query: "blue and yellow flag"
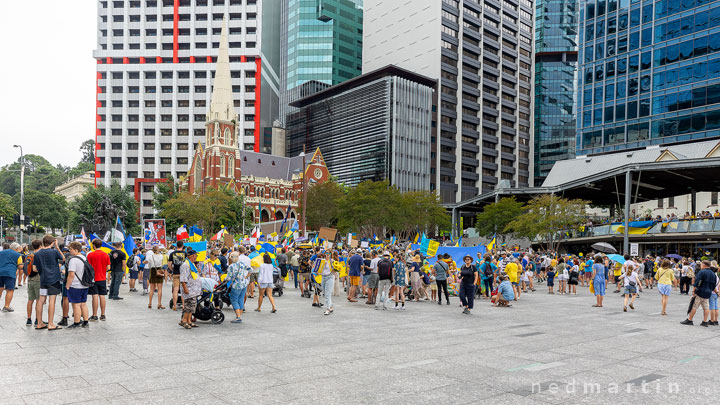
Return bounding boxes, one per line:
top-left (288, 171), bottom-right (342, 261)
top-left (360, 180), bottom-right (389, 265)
top-left (614, 221), bottom-right (654, 235)
top-left (185, 241), bottom-right (208, 261)
top-left (188, 226), bottom-right (203, 242)
top-left (486, 234), bottom-right (496, 251)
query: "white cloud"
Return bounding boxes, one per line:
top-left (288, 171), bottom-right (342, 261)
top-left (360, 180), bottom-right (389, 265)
top-left (0, 1), bottom-right (96, 168)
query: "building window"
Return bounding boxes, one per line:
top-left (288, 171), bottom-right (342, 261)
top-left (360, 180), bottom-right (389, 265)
top-left (712, 192), bottom-right (719, 206)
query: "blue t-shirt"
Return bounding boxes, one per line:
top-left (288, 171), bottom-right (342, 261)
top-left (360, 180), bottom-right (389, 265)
top-left (498, 280), bottom-right (514, 301)
top-left (34, 248), bottom-right (64, 286)
top-left (138, 253), bottom-right (146, 270)
top-left (0, 249), bottom-right (21, 278)
top-left (348, 254), bottom-right (363, 276)
top-left (592, 263), bottom-right (606, 282)
top-left (694, 268), bottom-right (717, 299)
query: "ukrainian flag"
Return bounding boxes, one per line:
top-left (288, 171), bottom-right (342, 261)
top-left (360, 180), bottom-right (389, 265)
top-left (185, 241), bottom-right (208, 261)
top-left (413, 233), bottom-right (421, 244)
top-left (614, 221), bottom-right (654, 235)
top-left (486, 234), bottom-right (496, 251)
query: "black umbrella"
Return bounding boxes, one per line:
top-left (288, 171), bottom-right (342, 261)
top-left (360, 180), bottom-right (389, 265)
top-left (591, 242), bottom-right (617, 254)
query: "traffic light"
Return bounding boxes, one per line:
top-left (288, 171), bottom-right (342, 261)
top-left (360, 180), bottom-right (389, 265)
top-left (13, 214), bottom-right (20, 226)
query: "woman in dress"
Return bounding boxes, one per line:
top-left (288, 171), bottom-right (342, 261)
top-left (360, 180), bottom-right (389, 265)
top-left (393, 253), bottom-right (407, 310)
top-left (591, 255), bottom-right (607, 307)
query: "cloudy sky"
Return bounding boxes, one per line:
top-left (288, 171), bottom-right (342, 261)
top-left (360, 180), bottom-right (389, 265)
top-left (0, 1), bottom-right (96, 168)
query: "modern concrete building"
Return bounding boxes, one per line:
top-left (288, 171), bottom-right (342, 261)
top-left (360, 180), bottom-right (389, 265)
top-left (577, 0), bottom-right (720, 156)
top-left (278, 0), bottom-right (364, 126)
top-left (533, 0), bottom-right (579, 185)
top-left (363, 0), bottom-right (535, 203)
top-left (286, 65), bottom-right (436, 191)
top-left (93, 0), bottom-right (281, 218)
top-left (54, 171), bottom-right (96, 203)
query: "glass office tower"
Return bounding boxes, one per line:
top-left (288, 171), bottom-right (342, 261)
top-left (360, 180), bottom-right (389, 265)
top-left (279, 0), bottom-right (363, 125)
top-left (577, 0), bottom-right (720, 156)
top-left (534, 0), bottom-right (579, 184)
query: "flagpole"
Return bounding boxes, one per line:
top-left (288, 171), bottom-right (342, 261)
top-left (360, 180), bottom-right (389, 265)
top-left (301, 145), bottom-right (307, 238)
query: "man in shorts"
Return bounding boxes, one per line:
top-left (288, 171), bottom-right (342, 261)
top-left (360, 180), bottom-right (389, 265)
top-left (0, 242), bottom-right (23, 313)
top-left (682, 261), bottom-right (716, 327)
top-left (347, 250), bottom-right (363, 302)
top-left (179, 249), bottom-right (201, 329)
top-left (128, 248), bottom-right (140, 292)
top-left (86, 239), bottom-right (110, 321)
top-left (168, 242), bottom-right (186, 310)
top-left (33, 235), bottom-right (65, 330)
top-left (25, 239), bottom-right (42, 325)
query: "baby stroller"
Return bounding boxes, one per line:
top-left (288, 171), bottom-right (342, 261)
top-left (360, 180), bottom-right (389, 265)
top-left (213, 280), bottom-right (231, 309)
top-left (169, 279), bottom-right (225, 324)
top-left (272, 267), bottom-right (284, 297)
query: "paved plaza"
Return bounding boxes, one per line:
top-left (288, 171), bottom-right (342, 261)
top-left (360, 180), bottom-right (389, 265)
top-left (1, 282), bottom-right (719, 404)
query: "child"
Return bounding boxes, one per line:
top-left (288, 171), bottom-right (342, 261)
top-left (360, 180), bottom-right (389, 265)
top-left (568, 259), bottom-right (579, 295)
top-left (521, 268), bottom-right (530, 293)
top-left (429, 272), bottom-right (437, 302)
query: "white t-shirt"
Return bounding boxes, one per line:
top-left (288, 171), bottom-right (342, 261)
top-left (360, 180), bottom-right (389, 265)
top-left (621, 271), bottom-right (639, 287)
top-left (258, 263), bottom-right (274, 284)
top-left (145, 251), bottom-right (164, 268)
top-left (69, 255), bottom-right (89, 290)
top-left (370, 257), bottom-right (380, 274)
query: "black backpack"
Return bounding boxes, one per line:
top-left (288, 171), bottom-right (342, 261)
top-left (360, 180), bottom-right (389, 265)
top-left (70, 256), bottom-right (95, 287)
top-left (481, 262), bottom-right (494, 277)
top-left (126, 254), bottom-right (136, 269)
top-left (378, 259), bottom-right (393, 279)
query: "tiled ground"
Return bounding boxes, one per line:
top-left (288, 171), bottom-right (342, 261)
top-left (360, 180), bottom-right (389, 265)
top-left (0, 279), bottom-right (718, 404)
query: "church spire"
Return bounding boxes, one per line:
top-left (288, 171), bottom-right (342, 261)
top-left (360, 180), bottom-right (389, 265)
top-left (208, 16), bottom-right (236, 123)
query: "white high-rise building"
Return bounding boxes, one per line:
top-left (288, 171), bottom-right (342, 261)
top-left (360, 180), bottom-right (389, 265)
top-left (363, 0), bottom-right (535, 204)
top-left (93, 0), bottom-right (280, 219)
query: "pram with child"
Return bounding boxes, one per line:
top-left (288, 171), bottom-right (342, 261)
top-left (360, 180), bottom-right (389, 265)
top-left (169, 277), bottom-right (227, 324)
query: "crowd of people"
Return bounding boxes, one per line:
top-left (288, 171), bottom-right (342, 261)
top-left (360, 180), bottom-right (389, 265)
top-left (0, 235), bottom-right (718, 329)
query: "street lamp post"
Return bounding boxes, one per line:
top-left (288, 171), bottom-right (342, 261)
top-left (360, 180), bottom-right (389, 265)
top-left (300, 147), bottom-right (307, 238)
top-left (13, 145), bottom-right (24, 244)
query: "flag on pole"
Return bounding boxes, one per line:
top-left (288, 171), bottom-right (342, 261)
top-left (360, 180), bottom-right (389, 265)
top-left (112, 216), bottom-right (126, 243)
top-left (290, 219), bottom-right (299, 232)
top-left (279, 203), bottom-right (291, 233)
top-left (176, 225), bottom-right (189, 241)
top-left (454, 237), bottom-right (462, 247)
top-left (188, 226), bottom-right (203, 242)
top-left (486, 234), bottom-right (496, 251)
top-left (81, 227), bottom-right (90, 249)
top-left (211, 227), bottom-right (225, 241)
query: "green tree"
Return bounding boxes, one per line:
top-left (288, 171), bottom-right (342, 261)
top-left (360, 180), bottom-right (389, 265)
top-left (16, 190), bottom-right (69, 231)
top-left (152, 175), bottom-right (179, 212)
top-left (80, 139), bottom-right (95, 164)
top-left (70, 181), bottom-right (140, 236)
top-left (0, 193), bottom-right (15, 220)
top-left (505, 195), bottom-right (588, 251)
top-left (337, 180), bottom-right (403, 237)
top-left (395, 191), bottom-right (450, 239)
top-left (221, 190), bottom-right (254, 236)
top-left (299, 180), bottom-right (346, 231)
top-left (157, 192), bottom-right (206, 233)
top-left (474, 197), bottom-right (525, 243)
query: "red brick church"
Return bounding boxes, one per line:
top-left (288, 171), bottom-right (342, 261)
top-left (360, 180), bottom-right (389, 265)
top-left (185, 19), bottom-right (329, 224)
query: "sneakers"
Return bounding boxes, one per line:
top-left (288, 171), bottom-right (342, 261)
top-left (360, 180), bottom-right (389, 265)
top-left (57, 318), bottom-right (68, 327)
top-left (680, 319), bottom-right (694, 325)
top-left (67, 323), bottom-right (81, 329)
top-left (26, 318), bottom-right (32, 326)
top-left (323, 310), bottom-right (331, 315)
top-left (89, 316), bottom-right (99, 322)
top-left (1, 307), bottom-right (14, 313)
top-left (701, 321), bottom-right (709, 327)
top-left (400, 305), bottom-right (406, 311)
top-left (462, 308), bottom-right (470, 314)
top-left (99, 315), bottom-right (106, 321)
top-left (231, 318), bottom-right (243, 323)
top-left (711, 321), bottom-right (719, 326)
top-left (81, 322), bottom-right (89, 328)
top-left (629, 303), bottom-right (634, 310)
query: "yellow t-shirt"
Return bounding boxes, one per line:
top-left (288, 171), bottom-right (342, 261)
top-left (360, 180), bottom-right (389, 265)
top-left (506, 262), bottom-right (518, 283)
top-left (613, 262), bottom-right (622, 276)
top-left (550, 259), bottom-right (557, 267)
top-left (655, 267), bottom-right (675, 285)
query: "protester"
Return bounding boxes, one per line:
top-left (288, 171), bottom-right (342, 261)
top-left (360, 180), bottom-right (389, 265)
top-left (318, 252), bottom-right (335, 315)
top-left (433, 254), bottom-right (450, 305)
top-left (25, 239), bottom-right (41, 325)
top-left (458, 255), bottom-right (478, 314)
top-left (347, 250), bottom-right (363, 302)
top-left (591, 255), bottom-right (607, 307)
top-left (479, 254), bottom-right (496, 300)
top-left (681, 261), bottom-right (716, 327)
top-left (0, 242), bottom-right (23, 313)
top-left (65, 242), bottom-right (90, 329)
top-left (619, 265), bottom-right (640, 312)
top-left (505, 258), bottom-right (520, 300)
top-left (255, 253), bottom-right (277, 313)
top-left (168, 242), bottom-right (186, 309)
top-left (366, 251), bottom-right (380, 305)
top-left (179, 249), bottom-right (201, 329)
top-left (655, 260), bottom-right (675, 316)
top-left (289, 249), bottom-right (300, 289)
top-left (33, 236), bottom-right (65, 330)
top-left (138, 248), bottom-right (148, 295)
top-left (108, 242), bottom-right (126, 300)
top-left (393, 252), bottom-right (407, 310)
top-left (86, 239), bottom-right (110, 321)
top-left (226, 252), bottom-right (250, 323)
top-left (493, 274), bottom-right (514, 307)
top-left (375, 252), bottom-right (394, 311)
top-left (128, 248), bottom-right (140, 292)
top-left (145, 245), bottom-right (165, 309)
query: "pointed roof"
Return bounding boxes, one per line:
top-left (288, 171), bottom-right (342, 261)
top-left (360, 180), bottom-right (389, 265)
top-left (208, 16), bottom-right (237, 123)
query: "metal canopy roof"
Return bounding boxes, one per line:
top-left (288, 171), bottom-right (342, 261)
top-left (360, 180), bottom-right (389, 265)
top-left (447, 156), bottom-right (720, 211)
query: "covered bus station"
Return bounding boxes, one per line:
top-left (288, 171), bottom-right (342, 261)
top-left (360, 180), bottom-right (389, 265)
top-left (446, 139), bottom-right (720, 255)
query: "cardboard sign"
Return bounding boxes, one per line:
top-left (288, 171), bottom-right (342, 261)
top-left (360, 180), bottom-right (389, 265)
top-left (223, 233), bottom-right (234, 248)
top-left (323, 240), bottom-right (334, 249)
top-left (350, 239), bottom-right (359, 248)
top-left (318, 227), bottom-right (337, 241)
top-left (360, 241), bottom-right (369, 248)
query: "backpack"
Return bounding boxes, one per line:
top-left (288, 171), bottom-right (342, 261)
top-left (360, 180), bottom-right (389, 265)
top-left (126, 254), bottom-right (136, 269)
top-left (70, 256), bottom-right (95, 287)
top-left (24, 253), bottom-right (34, 276)
top-left (172, 251), bottom-right (186, 268)
top-left (378, 259), bottom-right (393, 279)
top-left (482, 262), bottom-right (494, 277)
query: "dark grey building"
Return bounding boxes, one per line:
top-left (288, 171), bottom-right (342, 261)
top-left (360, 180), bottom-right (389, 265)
top-left (286, 65), bottom-right (437, 191)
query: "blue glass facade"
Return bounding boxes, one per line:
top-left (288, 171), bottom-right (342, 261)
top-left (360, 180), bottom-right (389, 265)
top-left (534, 0), bottom-right (579, 184)
top-left (577, 0), bottom-right (720, 156)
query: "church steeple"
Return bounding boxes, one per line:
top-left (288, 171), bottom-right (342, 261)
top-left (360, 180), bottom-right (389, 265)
top-left (208, 16), bottom-right (236, 123)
